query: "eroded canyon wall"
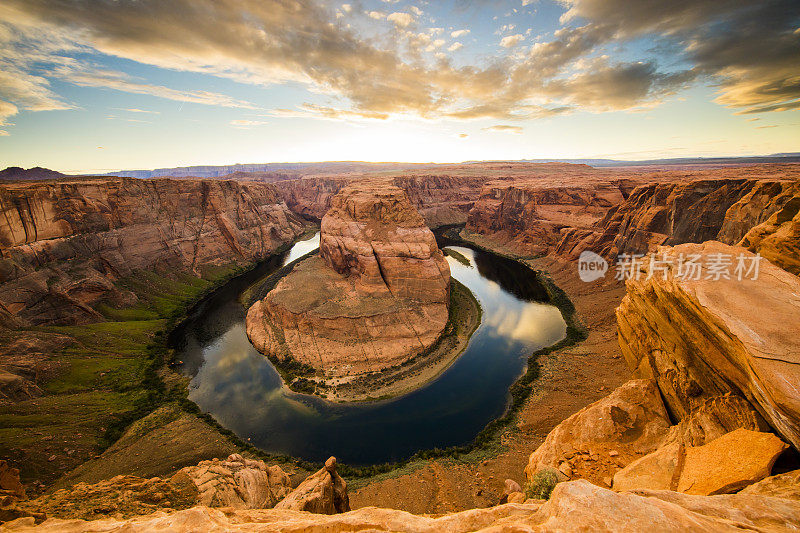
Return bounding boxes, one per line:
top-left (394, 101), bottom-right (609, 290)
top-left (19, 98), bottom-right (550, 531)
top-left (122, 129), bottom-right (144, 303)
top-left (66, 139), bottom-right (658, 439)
top-left (466, 180), bottom-right (633, 257)
top-left (616, 242), bottom-right (800, 450)
top-left (458, 165), bottom-right (800, 262)
top-left (0, 178), bottom-right (307, 326)
top-left (275, 174), bottom-right (487, 227)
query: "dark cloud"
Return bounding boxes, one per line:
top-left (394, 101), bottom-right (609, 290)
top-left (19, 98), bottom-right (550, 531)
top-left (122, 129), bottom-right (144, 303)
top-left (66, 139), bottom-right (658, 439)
top-left (541, 59), bottom-right (697, 110)
top-left (560, 0), bottom-right (800, 113)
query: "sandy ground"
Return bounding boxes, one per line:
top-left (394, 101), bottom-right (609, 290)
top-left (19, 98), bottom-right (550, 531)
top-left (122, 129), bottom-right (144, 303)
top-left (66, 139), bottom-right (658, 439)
top-left (350, 247), bottom-right (632, 513)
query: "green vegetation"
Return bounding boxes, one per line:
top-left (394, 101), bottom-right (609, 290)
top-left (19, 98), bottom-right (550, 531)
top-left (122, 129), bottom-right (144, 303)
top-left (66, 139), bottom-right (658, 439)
top-left (524, 468), bottom-right (560, 500)
top-left (443, 248), bottom-right (472, 267)
top-left (0, 258), bottom-right (263, 484)
top-left (179, 227), bottom-right (584, 482)
top-left (1, 225), bottom-right (587, 488)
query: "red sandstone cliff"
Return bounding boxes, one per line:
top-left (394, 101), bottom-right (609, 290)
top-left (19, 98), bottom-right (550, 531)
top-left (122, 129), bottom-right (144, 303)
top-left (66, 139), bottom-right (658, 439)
top-left (462, 165), bottom-right (800, 262)
top-left (276, 174), bottom-right (487, 228)
top-left (0, 177), bottom-right (307, 326)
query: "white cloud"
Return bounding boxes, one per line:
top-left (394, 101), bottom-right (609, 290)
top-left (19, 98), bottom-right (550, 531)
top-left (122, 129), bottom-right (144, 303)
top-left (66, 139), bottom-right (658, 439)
top-left (230, 119), bottom-right (268, 127)
top-left (49, 64), bottom-right (256, 108)
top-left (483, 124), bottom-right (523, 134)
top-left (448, 42), bottom-right (463, 52)
top-left (0, 0), bottom-right (794, 127)
top-left (117, 108), bottom-right (160, 114)
top-left (0, 99), bottom-right (17, 135)
top-left (451, 29), bottom-right (470, 38)
top-left (500, 34), bottom-right (524, 48)
top-left (387, 12), bottom-right (414, 28)
top-left (268, 103), bottom-right (389, 121)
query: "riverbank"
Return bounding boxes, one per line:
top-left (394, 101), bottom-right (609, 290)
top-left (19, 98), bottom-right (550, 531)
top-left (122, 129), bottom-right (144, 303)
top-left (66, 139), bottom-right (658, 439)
top-left (349, 230), bottom-right (631, 513)
top-left (241, 248), bottom-right (482, 403)
top-left (323, 278), bottom-right (481, 403)
top-left (28, 225), bottom-right (620, 510)
top-left (4, 230), bottom-right (319, 493)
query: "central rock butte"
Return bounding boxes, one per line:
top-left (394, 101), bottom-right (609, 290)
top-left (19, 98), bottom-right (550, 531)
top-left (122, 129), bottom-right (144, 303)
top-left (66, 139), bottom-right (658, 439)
top-left (245, 182), bottom-right (451, 379)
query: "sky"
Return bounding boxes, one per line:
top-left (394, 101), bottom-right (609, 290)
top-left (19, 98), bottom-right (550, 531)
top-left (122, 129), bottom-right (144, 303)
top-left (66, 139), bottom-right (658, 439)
top-left (0, 0), bottom-right (798, 173)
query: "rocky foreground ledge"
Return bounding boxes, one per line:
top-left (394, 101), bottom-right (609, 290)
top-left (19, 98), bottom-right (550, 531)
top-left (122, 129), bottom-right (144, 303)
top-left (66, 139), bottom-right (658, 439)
top-left (246, 183), bottom-right (451, 382)
top-left (3, 478), bottom-right (798, 532)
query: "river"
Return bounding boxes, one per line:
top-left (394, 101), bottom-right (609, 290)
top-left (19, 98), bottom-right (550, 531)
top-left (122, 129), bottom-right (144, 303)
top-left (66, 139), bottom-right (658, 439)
top-left (171, 232), bottom-right (566, 464)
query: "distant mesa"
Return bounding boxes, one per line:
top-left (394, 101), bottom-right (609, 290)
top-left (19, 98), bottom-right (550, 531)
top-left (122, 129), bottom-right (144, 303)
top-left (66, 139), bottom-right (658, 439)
top-left (0, 166), bottom-right (65, 181)
top-left (245, 182), bottom-right (451, 382)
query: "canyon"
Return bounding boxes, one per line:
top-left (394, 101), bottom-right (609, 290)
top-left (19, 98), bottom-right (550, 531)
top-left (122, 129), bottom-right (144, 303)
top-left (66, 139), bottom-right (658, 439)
top-left (0, 177), bottom-right (307, 327)
top-left (245, 183), bottom-right (452, 395)
top-left (1, 161), bottom-right (800, 531)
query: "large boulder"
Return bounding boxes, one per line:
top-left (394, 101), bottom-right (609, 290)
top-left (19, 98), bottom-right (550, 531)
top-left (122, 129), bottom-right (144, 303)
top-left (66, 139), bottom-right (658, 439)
top-left (179, 454), bottom-right (291, 509)
top-left (613, 428), bottom-right (788, 495)
top-left (612, 395), bottom-right (775, 493)
top-left (612, 441), bottom-right (684, 493)
top-left (246, 183), bottom-right (451, 378)
top-left (274, 457), bottom-right (349, 515)
top-left (617, 241), bottom-right (800, 450)
top-left (524, 379), bottom-right (671, 486)
top-left (676, 428), bottom-right (788, 495)
top-left (740, 469), bottom-right (800, 500)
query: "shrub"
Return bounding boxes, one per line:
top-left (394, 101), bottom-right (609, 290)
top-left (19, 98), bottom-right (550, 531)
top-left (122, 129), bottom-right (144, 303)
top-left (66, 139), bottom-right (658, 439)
top-left (524, 468), bottom-right (559, 500)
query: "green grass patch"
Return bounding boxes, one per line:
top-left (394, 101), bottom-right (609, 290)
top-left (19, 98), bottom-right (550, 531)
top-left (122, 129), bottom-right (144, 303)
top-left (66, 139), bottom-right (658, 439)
top-left (114, 270), bottom-right (212, 318)
top-left (45, 319), bottom-right (166, 357)
top-left (443, 248), bottom-right (472, 267)
top-left (95, 304), bottom-right (160, 322)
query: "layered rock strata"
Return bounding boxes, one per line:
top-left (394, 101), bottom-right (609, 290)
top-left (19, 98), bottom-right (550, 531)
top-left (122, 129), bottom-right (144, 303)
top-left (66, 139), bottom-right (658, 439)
top-left (460, 165), bottom-right (800, 262)
top-left (740, 192), bottom-right (800, 275)
top-left (0, 177), bottom-right (307, 326)
top-left (555, 178), bottom-right (796, 261)
top-left (467, 180), bottom-right (631, 257)
top-left (246, 184), bottom-right (450, 377)
top-left (276, 174), bottom-right (486, 227)
top-left (616, 241), bottom-right (800, 449)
